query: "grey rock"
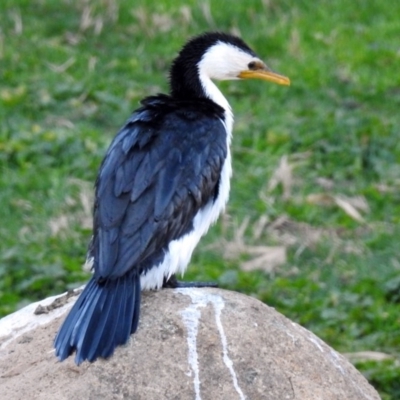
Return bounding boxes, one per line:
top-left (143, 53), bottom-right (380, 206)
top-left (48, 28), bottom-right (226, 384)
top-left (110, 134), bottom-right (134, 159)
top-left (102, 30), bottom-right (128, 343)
top-left (0, 288), bottom-right (380, 400)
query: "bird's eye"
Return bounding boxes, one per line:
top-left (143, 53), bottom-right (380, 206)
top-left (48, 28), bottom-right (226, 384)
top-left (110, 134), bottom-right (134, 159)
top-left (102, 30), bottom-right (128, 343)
top-left (248, 61), bottom-right (257, 70)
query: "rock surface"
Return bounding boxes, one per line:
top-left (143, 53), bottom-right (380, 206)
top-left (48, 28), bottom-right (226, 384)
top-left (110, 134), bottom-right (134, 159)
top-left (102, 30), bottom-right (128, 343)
top-left (0, 288), bottom-right (380, 400)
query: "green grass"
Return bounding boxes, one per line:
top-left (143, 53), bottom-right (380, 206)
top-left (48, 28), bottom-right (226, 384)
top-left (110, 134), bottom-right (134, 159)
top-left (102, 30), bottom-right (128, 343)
top-left (1, 0), bottom-right (399, 397)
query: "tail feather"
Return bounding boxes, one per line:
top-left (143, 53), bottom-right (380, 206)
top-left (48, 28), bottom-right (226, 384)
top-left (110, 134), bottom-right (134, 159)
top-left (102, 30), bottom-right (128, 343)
top-left (54, 278), bottom-right (98, 360)
top-left (84, 284), bottom-right (117, 361)
top-left (98, 276), bottom-right (131, 358)
top-left (131, 278), bottom-right (141, 333)
top-left (98, 289), bottom-right (126, 359)
top-left (54, 271), bottom-right (141, 364)
top-left (100, 275), bottom-right (138, 357)
top-left (102, 275), bottom-right (140, 359)
top-left (73, 285), bottom-right (104, 350)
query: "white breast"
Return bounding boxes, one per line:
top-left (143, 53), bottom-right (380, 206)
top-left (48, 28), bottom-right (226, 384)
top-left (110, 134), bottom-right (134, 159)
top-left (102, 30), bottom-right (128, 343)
top-left (140, 145), bottom-right (232, 290)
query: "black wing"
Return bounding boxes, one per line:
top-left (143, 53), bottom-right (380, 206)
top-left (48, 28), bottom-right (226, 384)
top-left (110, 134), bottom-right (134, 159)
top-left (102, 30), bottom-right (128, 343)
top-left (91, 97), bottom-right (227, 280)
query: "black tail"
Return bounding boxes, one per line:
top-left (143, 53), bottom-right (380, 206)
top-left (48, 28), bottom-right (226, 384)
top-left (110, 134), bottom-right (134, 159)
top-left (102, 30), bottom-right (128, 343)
top-left (54, 271), bottom-right (141, 364)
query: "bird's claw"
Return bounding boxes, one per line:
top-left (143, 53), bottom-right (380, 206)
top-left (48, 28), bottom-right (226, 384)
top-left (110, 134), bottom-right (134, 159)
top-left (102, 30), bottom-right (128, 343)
top-left (162, 274), bottom-right (218, 289)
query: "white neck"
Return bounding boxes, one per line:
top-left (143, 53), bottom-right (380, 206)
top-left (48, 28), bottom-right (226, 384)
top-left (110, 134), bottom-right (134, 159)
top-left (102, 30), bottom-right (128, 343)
top-left (198, 71), bottom-right (234, 143)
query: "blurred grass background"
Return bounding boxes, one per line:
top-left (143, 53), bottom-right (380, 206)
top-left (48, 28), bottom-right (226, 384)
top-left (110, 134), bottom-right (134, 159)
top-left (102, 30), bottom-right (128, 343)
top-left (0, 0), bottom-right (399, 397)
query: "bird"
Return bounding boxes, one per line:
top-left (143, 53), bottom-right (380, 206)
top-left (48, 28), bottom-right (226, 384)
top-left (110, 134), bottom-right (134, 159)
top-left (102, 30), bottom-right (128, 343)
top-left (54, 32), bottom-right (290, 364)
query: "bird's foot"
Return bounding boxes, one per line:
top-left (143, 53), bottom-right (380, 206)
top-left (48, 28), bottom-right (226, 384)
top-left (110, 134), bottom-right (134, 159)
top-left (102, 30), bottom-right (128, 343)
top-left (162, 274), bottom-right (218, 289)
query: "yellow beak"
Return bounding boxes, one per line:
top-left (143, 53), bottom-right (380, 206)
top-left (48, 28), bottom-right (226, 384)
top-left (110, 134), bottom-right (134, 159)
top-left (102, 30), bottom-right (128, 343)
top-left (238, 69), bottom-right (290, 86)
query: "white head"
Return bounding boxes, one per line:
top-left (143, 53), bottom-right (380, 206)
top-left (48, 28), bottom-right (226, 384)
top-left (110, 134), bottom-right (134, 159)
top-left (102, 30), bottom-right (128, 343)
top-left (198, 40), bottom-right (289, 85)
top-left (198, 41), bottom-right (262, 81)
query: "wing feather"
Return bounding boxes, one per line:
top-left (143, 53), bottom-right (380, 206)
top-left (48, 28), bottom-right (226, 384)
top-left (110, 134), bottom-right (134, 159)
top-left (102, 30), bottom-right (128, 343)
top-left (91, 99), bottom-right (227, 280)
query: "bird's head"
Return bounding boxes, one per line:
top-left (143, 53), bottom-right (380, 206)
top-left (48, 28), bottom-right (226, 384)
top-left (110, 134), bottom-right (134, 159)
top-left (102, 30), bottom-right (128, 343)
top-left (198, 33), bottom-right (290, 85)
top-left (170, 32), bottom-right (290, 99)
top-left (170, 32), bottom-right (290, 98)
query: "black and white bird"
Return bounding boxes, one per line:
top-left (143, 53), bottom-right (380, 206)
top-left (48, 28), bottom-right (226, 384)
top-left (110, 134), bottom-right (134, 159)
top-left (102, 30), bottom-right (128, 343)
top-left (54, 32), bottom-right (290, 364)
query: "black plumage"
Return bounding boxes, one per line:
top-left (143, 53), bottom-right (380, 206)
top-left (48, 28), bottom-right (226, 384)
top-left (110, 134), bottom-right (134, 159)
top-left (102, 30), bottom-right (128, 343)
top-left (93, 96), bottom-right (226, 280)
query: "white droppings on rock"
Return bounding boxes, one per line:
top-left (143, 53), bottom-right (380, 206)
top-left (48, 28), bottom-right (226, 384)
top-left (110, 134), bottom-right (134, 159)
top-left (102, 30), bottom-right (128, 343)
top-left (329, 349), bottom-right (345, 375)
top-left (177, 288), bottom-right (246, 400)
top-left (308, 335), bottom-right (325, 353)
top-left (307, 332), bottom-right (346, 375)
top-left (213, 293), bottom-right (246, 400)
top-left (180, 305), bottom-right (202, 400)
top-left (284, 330), bottom-right (298, 346)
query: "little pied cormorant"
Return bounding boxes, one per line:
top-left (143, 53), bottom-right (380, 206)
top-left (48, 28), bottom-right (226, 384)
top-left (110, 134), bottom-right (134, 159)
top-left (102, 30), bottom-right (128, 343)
top-left (54, 32), bottom-right (290, 364)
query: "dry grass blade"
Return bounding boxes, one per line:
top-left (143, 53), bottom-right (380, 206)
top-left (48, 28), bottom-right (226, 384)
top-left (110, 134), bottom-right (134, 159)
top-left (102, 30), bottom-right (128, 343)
top-left (200, 1), bottom-right (216, 27)
top-left (341, 195), bottom-right (370, 213)
top-left (179, 6), bottom-right (192, 24)
top-left (343, 351), bottom-right (394, 363)
top-left (268, 215), bottom-right (328, 248)
top-left (208, 216), bottom-right (287, 274)
top-left (334, 196), bottom-right (366, 223)
top-left (152, 13), bottom-right (174, 33)
top-left (252, 215), bottom-right (270, 240)
top-left (307, 193), bottom-right (369, 223)
top-left (307, 193), bottom-right (336, 206)
top-left (78, 0), bottom-right (118, 35)
top-left (93, 18), bottom-right (104, 35)
top-left (49, 215), bottom-right (69, 236)
top-left (218, 217), bottom-right (250, 259)
top-left (288, 28), bottom-right (301, 57)
top-left (0, 32), bottom-right (4, 60)
top-left (11, 9), bottom-right (23, 35)
top-left (268, 155), bottom-right (293, 200)
top-left (315, 177), bottom-right (335, 190)
top-left (80, 5), bottom-right (93, 32)
top-left (241, 246), bottom-right (286, 273)
top-left (47, 58), bottom-right (76, 73)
